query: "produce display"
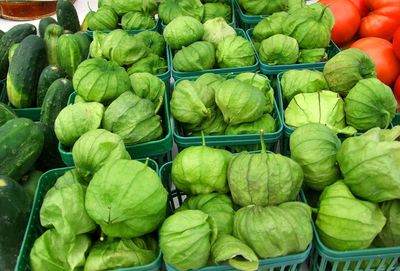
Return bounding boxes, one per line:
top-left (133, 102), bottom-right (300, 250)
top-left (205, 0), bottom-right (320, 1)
top-left (1, 0), bottom-right (400, 270)
top-left (250, 2), bottom-right (334, 65)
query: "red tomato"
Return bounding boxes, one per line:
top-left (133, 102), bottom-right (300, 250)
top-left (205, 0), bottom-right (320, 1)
top-left (348, 0), bottom-right (369, 17)
top-left (393, 27), bottom-right (400, 60)
top-left (351, 37), bottom-right (400, 86)
top-left (394, 76), bottom-right (400, 104)
top-left (359, 0), bottom-right (400, 40)
top-left (320, 0), bottom-right (361, 47)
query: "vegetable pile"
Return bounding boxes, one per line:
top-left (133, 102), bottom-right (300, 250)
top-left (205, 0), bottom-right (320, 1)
top-left (290, 123), bottom-right (400, 251)
top-left (251, 2), bottom-right (334, 65)
top-left (165, 16), bottom-right (256, 72)
top-left (281, 48), bottom-right (398, 133)
top-left (89, 29), bottom-right (168, 76)
top-left (160, 132), bottom-right (312, 270)
top-left (86, 0), bottom-right (158, 31)
top-left (236, 0), bottom-right (300, 15)
top-left (171, 72), bottom-right (277, 136)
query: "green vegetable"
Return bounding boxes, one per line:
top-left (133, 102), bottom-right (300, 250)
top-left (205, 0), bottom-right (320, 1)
top-left (171, 135), bottom-right (232, 194)
top-left (298, 48), bottom-right (327, 63)
top-left (55, 102), bottom-right (105, 146)
top-left (227, 132), bottom-right (303, 207)
top-left (30, 230), bottom-right (91, 271)
top-left (101, 29), bottom-right (149, 66)
top-left (40, 170), bottom-right (96, 238)
top-left (121, 11), bottom-right (156, 30)
top-left (159, 0), bottom-right (204, 24)
top-left (159, 210), bottom-right (217, 270)
top-left (44, 23), bottom-right (64, 66)
top-left (285, 91), bottom-right (357, 135)
top-left (253, 12), bottom-right (288, 42)
top-left (281, 69), bottom-right (328, 102)
top-left (344, 78), bottom-right (397, 131)
top-left (102, 91), bottom-right (163, 145)
top-left (134, 30), bottom-right (165, 56)
top-left (211, 234), bottom-right (259, 271)
top-left (81, 11), bottom-right (95, 32)
top-left (89, 31), bottom-right (107, 58)
top-left (0, 102), bottom-right (16, 126)
top-left (38, 17), bottom-right (58, 38)
top-left (215, 79), bottom-right (272, 125)
top-left (178, 193), bottom-right (235, 234)
top-left (235, 72), bottom-right (274, 100)
top-left (258, 34), bottom-right (299, 65)
top-left (73, 58), bottom-right (132, 104)
top-left (164, 16), bottom-right (204, 50)
top-left (126, 53), bottom-right (167, 75)
top-left (238, 0), bottom-right (288, 15)
top-left (85, 159), bottom-right (168, 238)
top-left (225, 113), bottom-right (276, 135)
top-left (88, 6), bottom-right (118, 31)
top-left (203, 3), bottom-right (231, 23)
top-left (173, 41), bottom-right (215, 72)
top-left (216, 35), bottom-right (255, 68)
top-left (233, 202), bottom-right (312, 258)
top-left (195, 72), bottom-right (226, 92)
top-left (85, 237), bottom-right (158, 270)
top-left (202, 17), bottom-right (236, 46)
top-left (72, 129), bottom-right (130, 180)
top-left (36, 65), bottom-right (67, 107)
top-left (186, 107), bottom-right (227, 136)
top-left (375, 200), bottom-right (400, 247)
top-left (57, 34), bottom-right (82, 78)
top-left (315, 181), bottom-right (386, 250)
top-left (111, 0), bottom-right (158, 16)
top-left (290, 123), bottom-right (341, 191)
top-left (170, 79), bottom-right (215, 126)
top-left (129, 72), bottom-right (166, 106)
top-left (323, 48), bottom-right (377, 96)
top-left (336, 126), bottom-right (400, 202)
top-left (56, 0), bottom-right (80, 33)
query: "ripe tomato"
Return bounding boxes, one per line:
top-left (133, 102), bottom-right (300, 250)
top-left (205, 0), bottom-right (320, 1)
top-left (359, 0), bottom-right (400, 40)
top-left (394, 75), bottom-right (400, 106)
top-left (320, 0), bottom-right (361, 47)
top-left (348, 0), bottom-right (369, 17)
top-left (350, 37), bottom-right (400, 86)
top-left (393, 27), bottom-right (400, 60)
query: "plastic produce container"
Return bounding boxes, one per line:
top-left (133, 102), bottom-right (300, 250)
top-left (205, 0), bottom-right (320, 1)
top-left (58, 92), bottom-right (173, 166)
top-left (159, 162), bottom-right (312, 271)
top-left (233, 0), bottom-right (265, 30)
top-left (1, 81), bottom-right (41, 121)
top-left (246, 29), bottom-right (341, 76)
top-left (169, 28), bottom-right (258, 80)
top-left (172, 75), bottom-right (283, 153)
top-left (15, 159), bottom-right (162, 271)
top-left (301, 192), bottom-right (400, 271)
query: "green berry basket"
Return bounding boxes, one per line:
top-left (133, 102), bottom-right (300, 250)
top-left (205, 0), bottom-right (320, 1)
top-left (15, 159), bottom-right (162, 271)
top-left (58, 91), bottom-right (173, 167)
top-left (169, 28), bottom-right (259, 80)
top-left (171, 75), bottom-right (283, 153)
top-left (159, 162), bottom-right (312, 271)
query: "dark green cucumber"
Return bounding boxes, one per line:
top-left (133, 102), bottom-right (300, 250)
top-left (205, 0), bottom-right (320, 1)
top-left (40, 78), bottom-right (74, 128)
top-left (0, 175), bottom-right (31, 271)
top-left (35, 122), bottom-right (65, 171)
top-left (44, 23), bottom-right (64, 66)
top-left (74, 32), bottom-right (91, 60)
top-left (0, 118), bottom-right (44, 180)
top-left (7, 43), bottom-right (19, 63)
top-left (39, 17), bottom-right (58, 38)
top-left (0, 24), bottom-right (37, 80)
top-left (56, 0), bottom-right (81, 33)
top-left (36, 65), bottom-right (67, 106)
top-left (7, 35), bottom-right (47, 108)
top-left (57, 34), bottom-right (82, 77)
top-left (0, 102), bottom-right (17, 126)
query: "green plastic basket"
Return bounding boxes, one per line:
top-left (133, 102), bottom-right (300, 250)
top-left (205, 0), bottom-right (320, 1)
top-left (233, 0), bottom-right (266, 30)
top-left (58, 91), bottom-right (173, 166)
top-left (300, 192), bottom-right (400, 271)
top-left (246, 29), bottom-right (341, 76)
top-left (15, 159), bottom-right (162, 271)
top-left (169, 28), bottom-right (258, 80)
top-left (1, 81), bottom-right (41, 121)
top-left (159, 162), bottom-right (312, 271)
top-left (172, 75), bottom-right (283, 153)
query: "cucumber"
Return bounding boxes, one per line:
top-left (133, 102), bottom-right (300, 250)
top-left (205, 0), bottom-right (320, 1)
top-left (0, 30), bottom-right (4, 39)
top-left (57, 34), bottom-right (82, 77)
top-left (56, 0), bottom-right (81, 33)
top-left (40, 78), bottom-right (74, 128)
top-left (0, 24), bottom-right (37, 80)
top-left (36, 65), bottom-right (67, 106)
top-left (7, 35), bottom-right (47, 108)
top-left (44, 23), bottom-right (64, 66)
top-left (39, 17), bottom-right (58, 38)
top-left (74, 32), bottom-right (91, 60)
top-left (0, 102), bottom-right (17, 126)
top-left (7, 43), bottom-right (19, 63)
